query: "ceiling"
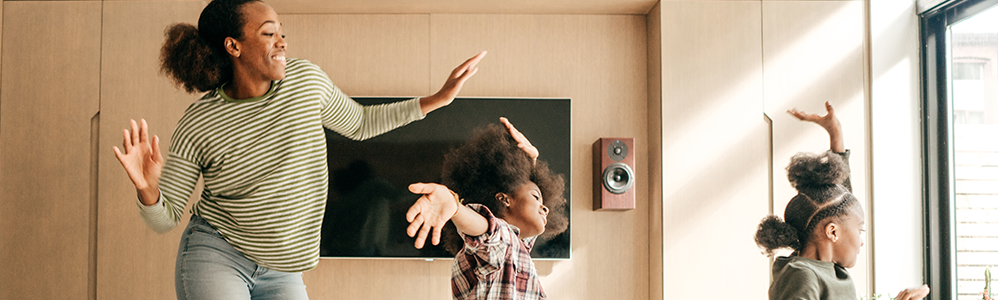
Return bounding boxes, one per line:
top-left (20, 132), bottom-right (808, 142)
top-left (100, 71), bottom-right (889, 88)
top-left (266, 0), bottom-right (659, 15)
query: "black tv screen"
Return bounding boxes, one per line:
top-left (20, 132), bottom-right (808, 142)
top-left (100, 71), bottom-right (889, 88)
top-left (320, 97), bottom-right (571, 259)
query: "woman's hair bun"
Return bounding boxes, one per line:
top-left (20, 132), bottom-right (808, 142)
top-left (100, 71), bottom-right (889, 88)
top-left (786, 150), bottom-right (849, 188)
top-left (755, 215), bottom-right (800, 256)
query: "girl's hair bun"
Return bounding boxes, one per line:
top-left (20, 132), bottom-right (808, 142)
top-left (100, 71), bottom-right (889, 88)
top-left (754, 215), bottom-right (800, 256)
top-left (786, 151), bottom-right (849, 188)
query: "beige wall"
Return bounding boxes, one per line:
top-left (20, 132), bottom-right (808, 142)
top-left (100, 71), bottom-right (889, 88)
top-left (3, 1), bottom-right (650, 299)
top-left (286, 13), bottom-right (651, 300)
top-left (0, 0), bottom-right (872, 299)
top-left (96, 3), bottom-right (206, 300)
top-left (0, 2), bottom-right (101, 300)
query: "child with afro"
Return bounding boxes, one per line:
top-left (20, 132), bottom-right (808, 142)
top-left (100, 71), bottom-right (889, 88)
top-left (755, 101), bottom-right (929, 300)
top-left (405, 117), bottom-right (568, 300)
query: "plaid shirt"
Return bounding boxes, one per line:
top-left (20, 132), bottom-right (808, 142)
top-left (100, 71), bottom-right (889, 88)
top-left (452, 204), bottom-right (546, 300)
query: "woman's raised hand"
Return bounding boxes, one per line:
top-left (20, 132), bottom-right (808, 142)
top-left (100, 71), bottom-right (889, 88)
top-left (419, 51), bottom-right (488, 115)
top-left (112, 119), bottom-right (164, 206)
top-left (500, 117), bottom-right (538, 163)
top-left (406, 183), bottom-right (460, 249)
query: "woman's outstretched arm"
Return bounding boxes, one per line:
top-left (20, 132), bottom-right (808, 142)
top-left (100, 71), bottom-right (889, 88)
top-left (419, 51), bottom-right (487, 115)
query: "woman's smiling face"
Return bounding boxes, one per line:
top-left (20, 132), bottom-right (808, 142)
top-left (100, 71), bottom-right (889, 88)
top-left (233, 1), bottom-right (287, 82)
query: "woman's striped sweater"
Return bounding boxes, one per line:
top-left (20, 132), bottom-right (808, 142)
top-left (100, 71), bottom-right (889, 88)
top-left (138, 58), bottom-right (424, 272)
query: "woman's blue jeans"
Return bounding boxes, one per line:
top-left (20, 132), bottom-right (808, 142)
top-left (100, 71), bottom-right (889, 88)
top-left (175, 215), bottom-right (309, 300)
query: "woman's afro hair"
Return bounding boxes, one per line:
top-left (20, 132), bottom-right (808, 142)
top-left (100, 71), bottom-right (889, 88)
top-left (160, 0), bottom-right (260, 93)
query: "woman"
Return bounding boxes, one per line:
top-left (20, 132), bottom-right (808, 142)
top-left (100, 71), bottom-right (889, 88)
top-left (112, 0), bottom-right (485, 299)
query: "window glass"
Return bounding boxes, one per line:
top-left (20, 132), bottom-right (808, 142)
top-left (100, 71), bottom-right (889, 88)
top-left (950, 5), bottom-right (998, 300)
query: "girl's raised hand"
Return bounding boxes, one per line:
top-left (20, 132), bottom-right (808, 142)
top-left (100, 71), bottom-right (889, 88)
top-left (787, 101), bottom-right (841, 133)
top-left (112, 119), bottom-right (164, 205)
top-left (787, 101), bottom-right (845, 153)
top-left (406, 183), bottom-right (460, 249)
top-left (500, 117), bottom-right (538, 163)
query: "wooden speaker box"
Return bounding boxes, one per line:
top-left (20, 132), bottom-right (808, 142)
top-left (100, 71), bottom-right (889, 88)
top-left (592, 137), bottom-right (635, 210)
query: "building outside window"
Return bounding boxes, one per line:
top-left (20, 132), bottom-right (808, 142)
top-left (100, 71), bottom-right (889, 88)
top-left (951, 6), bottom-right (998, 299)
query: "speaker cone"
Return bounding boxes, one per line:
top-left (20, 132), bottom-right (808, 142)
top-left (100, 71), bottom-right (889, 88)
top-left (602, 162), bottom-right (634, 194)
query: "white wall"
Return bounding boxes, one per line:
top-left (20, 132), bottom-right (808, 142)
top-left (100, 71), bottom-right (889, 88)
top-left (870, 0), bottom-right (927, 296)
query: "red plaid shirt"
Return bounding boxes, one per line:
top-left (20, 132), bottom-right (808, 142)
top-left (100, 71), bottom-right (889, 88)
top-left (452, 204), bottom-right (546, 300)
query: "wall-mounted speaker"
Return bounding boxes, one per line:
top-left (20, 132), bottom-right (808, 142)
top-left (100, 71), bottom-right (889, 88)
top-left (593, 137), bottom-right (635, 210)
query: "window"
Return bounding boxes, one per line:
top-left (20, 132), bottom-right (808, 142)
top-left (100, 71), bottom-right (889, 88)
top-left (921, 1), bottom-right (998, 300)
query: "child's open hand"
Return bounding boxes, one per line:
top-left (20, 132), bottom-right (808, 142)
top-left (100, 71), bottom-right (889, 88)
top-left (500, 117), bottom-right (538, 163)
top-left (895, 285), bottom-right (930, 300)
top-left (406, 183), bottom-right (460, 249)
top-left (787, 101), bottom-right (841, 134)
top-left (787, 101), bottom-right (845, 153)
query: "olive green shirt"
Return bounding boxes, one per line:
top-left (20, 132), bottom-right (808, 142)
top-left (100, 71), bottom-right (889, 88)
top-left (769, 256), bottom-right (857, 300)
top-left (770, 150), bottom-right (856, 300)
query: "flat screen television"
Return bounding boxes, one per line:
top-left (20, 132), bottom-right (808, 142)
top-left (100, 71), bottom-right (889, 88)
top-left (320, 97), bottom-right (571, 259)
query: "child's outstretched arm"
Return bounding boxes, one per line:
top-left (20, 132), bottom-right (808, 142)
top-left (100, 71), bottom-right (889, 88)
top-left (787, 101), bottom-right (845, 153)
top-left (406, 183), bottom-right (487, 248)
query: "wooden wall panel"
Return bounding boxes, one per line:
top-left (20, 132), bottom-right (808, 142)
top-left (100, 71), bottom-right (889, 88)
top-left (280, 14), bottom-right (430, 97)
top-left (96, 2), bottom-right (204, 300)
top-left (0, 2), bottom-right (101, 300)
top-left (647, 2), bottom-right (664, 300)
top-left (296, 14), bottom-right (650, 300)
top-left (762, 0), bottom-right (869, 294)
top-left (659, 1), bottom-right (770, 299)
top-left (266, 0), bottom-right (657, 15)
top-left (421, 14), bottom-right (649, 300)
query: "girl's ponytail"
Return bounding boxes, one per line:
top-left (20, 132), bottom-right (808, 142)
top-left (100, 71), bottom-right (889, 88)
top-left (755, 215), bottom-right (800, 256)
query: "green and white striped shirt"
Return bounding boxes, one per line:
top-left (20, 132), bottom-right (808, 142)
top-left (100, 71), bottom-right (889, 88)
top-left (138, 58), bottom-right (424, 272)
